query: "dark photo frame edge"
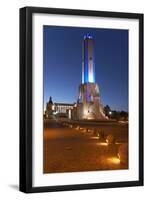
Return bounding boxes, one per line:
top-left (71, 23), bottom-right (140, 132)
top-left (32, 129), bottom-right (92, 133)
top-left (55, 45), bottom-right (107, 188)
top-left (19, 6), bottom-right (144, 193)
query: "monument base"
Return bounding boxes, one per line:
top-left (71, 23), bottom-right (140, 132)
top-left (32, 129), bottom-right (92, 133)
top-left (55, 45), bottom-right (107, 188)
top-left (76, 83), bottom-right (107, 120)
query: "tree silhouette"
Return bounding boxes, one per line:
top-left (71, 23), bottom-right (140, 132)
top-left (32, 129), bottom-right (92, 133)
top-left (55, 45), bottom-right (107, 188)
top-left (103, 105), bottom-right (111, 117)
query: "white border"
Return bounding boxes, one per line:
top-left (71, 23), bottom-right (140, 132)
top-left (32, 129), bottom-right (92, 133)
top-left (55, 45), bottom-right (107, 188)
top-left (32, 13), bottom-right (139, 187)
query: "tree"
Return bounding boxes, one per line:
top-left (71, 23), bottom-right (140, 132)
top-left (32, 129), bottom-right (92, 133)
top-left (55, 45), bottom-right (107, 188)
top-left (120, 111), bottom-right (128, 121)
top-left (103, 105), bottom-right (111, 117)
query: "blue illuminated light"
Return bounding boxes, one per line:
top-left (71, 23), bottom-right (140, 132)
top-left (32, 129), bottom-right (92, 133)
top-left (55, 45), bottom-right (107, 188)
top-left (83, 34), bottom-right (95, 84)
top-left (86, 95), bottom-right (91, 102)
top-left (84, 39), bottom-right (89, 83)
top-left (84, 33), bottom-right (93, 40)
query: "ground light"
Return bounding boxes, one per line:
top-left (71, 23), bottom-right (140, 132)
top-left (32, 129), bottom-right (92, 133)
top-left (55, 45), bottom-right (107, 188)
top-left (97, 142), bottom-right (108, 146)
top-left (107, 157), bottom-right (120, 164)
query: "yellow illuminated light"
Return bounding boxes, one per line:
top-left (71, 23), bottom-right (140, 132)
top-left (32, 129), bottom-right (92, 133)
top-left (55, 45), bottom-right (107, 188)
top-left (52, 105), bottom-right (55, 110)
top-left (97, 133), bottom-right (100, 139)
top-left (107, 157), bottom-right (120, 164)
top-left (97, 142), bottom-right (108, 146)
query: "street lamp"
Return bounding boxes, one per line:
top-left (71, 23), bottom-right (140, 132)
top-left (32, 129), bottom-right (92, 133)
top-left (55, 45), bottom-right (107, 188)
top-left (109, 111), bottom-right (112, 119)
top-left (109, 111), bottom-right (112, 115)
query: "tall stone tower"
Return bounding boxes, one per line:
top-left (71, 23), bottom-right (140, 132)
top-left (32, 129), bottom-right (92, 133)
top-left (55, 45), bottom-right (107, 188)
top-left (77, 34), bottom-right (106, 120)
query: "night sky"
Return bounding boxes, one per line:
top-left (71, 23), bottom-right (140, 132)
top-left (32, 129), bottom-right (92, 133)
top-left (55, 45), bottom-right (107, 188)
top-left (43, 26), bottom-right (128, 112)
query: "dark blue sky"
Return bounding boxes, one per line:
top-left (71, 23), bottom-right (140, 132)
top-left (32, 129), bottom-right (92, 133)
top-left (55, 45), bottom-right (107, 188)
top-left (43, 26), bottom-right (128, 111)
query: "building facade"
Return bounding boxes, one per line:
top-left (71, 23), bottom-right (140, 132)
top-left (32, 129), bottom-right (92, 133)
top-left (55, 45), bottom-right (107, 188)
top-left (45, 97), bottom-right (74, 119)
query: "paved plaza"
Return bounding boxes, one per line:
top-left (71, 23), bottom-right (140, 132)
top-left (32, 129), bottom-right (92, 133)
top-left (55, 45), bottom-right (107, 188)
top-left (43, 119), bottom-right (128, 173)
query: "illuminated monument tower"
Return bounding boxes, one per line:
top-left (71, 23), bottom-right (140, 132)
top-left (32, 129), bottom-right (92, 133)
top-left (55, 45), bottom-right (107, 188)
top-left (77, 34), bottom-right (106, 119)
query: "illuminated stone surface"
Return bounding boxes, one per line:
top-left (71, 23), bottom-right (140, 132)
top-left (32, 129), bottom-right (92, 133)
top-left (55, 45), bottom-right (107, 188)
top-left (77, 35), bottom-right (106, 120)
